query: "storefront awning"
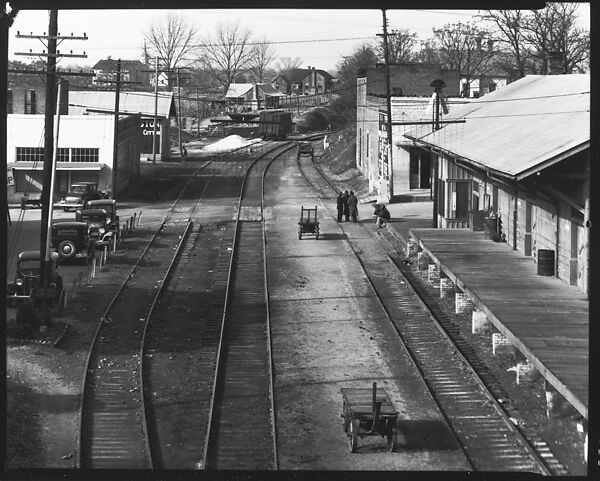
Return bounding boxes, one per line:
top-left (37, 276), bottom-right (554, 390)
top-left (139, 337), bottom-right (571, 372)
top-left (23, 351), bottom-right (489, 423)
top-left (10, 162), bottom-right (105, 171)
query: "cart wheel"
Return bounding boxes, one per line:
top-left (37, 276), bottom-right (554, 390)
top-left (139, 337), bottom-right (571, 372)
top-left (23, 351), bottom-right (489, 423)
top-left (343, 404), bottom-right (349, 433)
top-left (386, 419), bottom-right (397, 452)
top-left (348, 419), bottom-right (359, 453)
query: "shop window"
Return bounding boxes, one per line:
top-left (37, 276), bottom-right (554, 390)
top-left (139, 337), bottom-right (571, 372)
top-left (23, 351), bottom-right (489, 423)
top-left (57, 148), bottom-right (70, 162)
top-left (25, 90), bottom-right (36, 114)
top-left (16, 147), bottom-right (44, 163)
top-left (71, 148), bottom-right (99, 163)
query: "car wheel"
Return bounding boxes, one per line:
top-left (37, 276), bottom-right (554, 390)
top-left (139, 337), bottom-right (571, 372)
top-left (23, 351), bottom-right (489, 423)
top-left (58, 240), bottom-right (77, 260)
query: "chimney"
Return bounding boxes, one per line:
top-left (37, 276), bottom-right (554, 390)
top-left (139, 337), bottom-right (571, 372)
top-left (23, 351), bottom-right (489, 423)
top-left (546, 51), bottom-right (564, 75)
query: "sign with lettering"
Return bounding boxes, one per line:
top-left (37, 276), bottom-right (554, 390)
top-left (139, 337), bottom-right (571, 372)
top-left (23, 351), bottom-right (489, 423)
top-left (7, 167), bottom-right (14, 186)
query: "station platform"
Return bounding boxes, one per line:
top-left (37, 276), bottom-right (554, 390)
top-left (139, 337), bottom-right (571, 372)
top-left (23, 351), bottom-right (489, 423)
top-left (377, 201), bottom-right (589, 419)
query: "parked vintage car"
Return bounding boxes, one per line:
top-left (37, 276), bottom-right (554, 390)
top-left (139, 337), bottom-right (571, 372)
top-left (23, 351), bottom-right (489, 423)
top-left (76, 208), bottom-right (111, 240)
top-left (6, 250), bottom-right (65, 313)
top-left (51, 221), bottom-right (93, 262)
top-left (55, 182), bottom-right (104, 212)
top-left (85, 199), bottom-right (119, 232)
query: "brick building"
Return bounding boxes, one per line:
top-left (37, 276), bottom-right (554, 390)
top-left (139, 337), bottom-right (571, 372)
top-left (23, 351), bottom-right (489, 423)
top-left (356, 63), bottom-right (463, 201)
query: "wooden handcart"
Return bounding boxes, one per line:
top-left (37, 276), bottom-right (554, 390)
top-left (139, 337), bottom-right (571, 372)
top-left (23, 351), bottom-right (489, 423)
top-left (298, 206), bottom-right (319, 240)
top-left (341, 382), bottom-right (399, 453)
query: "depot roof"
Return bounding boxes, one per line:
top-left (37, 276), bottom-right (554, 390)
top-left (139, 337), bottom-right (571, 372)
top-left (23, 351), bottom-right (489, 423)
top-left (404, 74), bottom-right (590, 180)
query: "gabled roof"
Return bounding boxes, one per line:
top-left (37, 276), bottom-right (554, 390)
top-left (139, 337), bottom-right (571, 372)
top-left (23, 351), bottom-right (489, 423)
top-left (404, 74), bottom-right (590, 180)
top-left (225, 83), bottom-right (287, 98)
top-left (69, 90), bottom-right (176, 118)
top-left (92, 58), bottom-right (147, 71)
top-left (282, 68), bottom-right (335, 83)
top-left (225, 83), bottom-right (253, 98)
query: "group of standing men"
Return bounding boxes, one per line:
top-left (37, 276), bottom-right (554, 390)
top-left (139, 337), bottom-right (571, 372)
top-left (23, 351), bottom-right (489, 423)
top-left (336, 190), bottom-right (359, 223)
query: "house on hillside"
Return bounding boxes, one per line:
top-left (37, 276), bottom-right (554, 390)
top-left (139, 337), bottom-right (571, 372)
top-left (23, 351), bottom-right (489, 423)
top-left (224, 83), bottom-right (287, 111)
top-left (271, 67), bottom-right (335, 96)
top-left (92, 57), bottom-right (150, 87)
top-left (404, 74), bottom-right (590, 294)
top-left (356, 62), bottom-right (463, 201)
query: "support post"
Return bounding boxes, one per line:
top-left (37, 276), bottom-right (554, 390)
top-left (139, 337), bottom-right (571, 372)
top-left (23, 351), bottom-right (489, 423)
top-left (112, 59), bottom-right (121, 200)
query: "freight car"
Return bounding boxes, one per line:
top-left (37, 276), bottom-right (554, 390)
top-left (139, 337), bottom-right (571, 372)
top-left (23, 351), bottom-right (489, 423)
top-left (257, 110), bottom-right (293, 140)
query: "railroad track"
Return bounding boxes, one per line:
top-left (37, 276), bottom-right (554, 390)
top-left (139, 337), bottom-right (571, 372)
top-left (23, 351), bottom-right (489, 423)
top-left (201, 141), bottom-right (295, 470)
top-left (296, 152), bottom-right (557, 474)
top-left (78, 168), bottom-right (212, 469)
top-left (77, 138), bottom-right (326, 470)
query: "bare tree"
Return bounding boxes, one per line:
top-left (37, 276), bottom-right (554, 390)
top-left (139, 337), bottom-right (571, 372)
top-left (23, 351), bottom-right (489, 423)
top-left (521, 2), bottom-right (589, 73)
top-left (197, 21), bottom-right (255, 90)
top-left (276, 56), bottom-right (303, 77)
top-left (428, 22), bottom-right (496, 96)
top-left (249, 37), bottom-right (277, 83)
top-left (377, 29), bottom-right (417, 63)
top-left (144, 14), bottom-right (199, 89)
top-left (481, 10), bottom-right (530, 78)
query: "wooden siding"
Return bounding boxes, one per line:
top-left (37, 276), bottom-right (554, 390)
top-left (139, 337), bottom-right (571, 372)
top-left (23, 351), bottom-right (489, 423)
top-left (410, 228), bottom-right (589, 419)
top-left (438, 157), bottom-right (587, 295)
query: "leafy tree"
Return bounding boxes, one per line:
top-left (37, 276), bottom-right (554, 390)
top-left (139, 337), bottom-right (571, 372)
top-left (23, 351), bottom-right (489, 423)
top-left (377, 29), bottom-right (417, 63)
top-left (144, 14), bottom-right (199, 89)
top-left (197, 21), bottom-right (255, 91)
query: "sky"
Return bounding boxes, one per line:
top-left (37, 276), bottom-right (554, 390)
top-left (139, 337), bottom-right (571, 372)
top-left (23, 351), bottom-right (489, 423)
top-left (7, 5), bottom-right (591, 73)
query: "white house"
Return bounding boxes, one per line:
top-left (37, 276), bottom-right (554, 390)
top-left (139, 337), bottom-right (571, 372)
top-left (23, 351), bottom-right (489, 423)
top-left (6, 113), bottom-right (142, 203)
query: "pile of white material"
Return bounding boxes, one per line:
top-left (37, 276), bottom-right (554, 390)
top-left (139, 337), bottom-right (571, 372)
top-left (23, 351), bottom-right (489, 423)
top-left (203, 135), bottom-right (261, 153)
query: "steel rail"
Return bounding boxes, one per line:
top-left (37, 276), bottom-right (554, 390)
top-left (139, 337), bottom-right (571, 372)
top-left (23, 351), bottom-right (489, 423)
top-left (201, 141), bottom-right (296, 470)
top-left (296, 153), bottom-right (553, 474)
top-left (76, 165), bottom-right (210, 468)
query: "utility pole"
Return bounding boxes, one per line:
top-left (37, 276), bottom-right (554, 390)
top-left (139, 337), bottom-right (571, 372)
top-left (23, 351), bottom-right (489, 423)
top-left (380, 9), bottom-right (394, 201)
top-left (112, 60), bottom-right (121, 199)
top-left (196, 86), bottom-right (200, 137)
top-left (14, 10), bottom-right (88, 322)
top-left (430, 78), bottom-right (446, 227)
top-left (177, 67), bottom-right (182, 157)
top-left (152, 56), bottom-right (159, 164)
top-left (2, 5), bottom-right (19, 319)
top-left (98, 60), bottom-right (139, 199)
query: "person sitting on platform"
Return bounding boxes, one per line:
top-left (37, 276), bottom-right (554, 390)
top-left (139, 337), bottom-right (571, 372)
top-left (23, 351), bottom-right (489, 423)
top-left (373, 203), bottom-right (391, 228)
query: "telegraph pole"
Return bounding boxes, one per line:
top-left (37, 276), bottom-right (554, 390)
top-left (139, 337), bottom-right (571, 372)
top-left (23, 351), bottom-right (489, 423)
top-left (97, 60), bottom-right (139, 198)
top-left (153, 56), bottom-right (159, 164)
top-left (177, 67), bottom-right (182, 157)
top-left (113, 60), bottom-right (121, 198)
top-left (14, 10), bottom-right (88, 322)
top-left (380, 9), bottom-right (394, 201)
